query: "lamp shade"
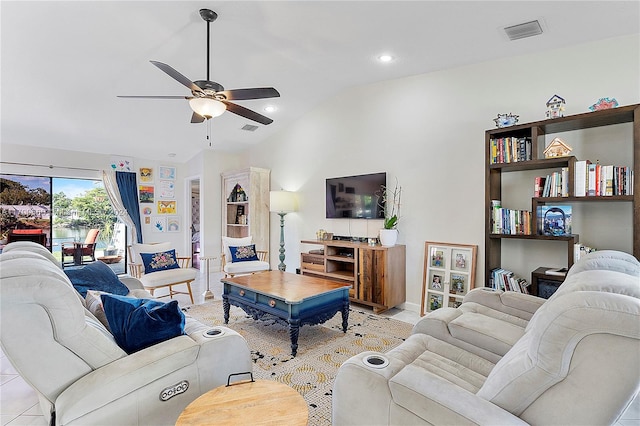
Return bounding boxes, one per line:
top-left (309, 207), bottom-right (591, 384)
top-left (270, 191), bottom-right (298, 213)
top-left (188, 98), bottom-right (226, 119)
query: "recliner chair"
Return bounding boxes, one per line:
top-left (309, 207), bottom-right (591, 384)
top-left (0, 242), bottom-right (253, 425)
top-left (333, 271), bottom-right (640, 425)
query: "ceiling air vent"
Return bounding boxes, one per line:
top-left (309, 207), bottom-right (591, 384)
top-left (241, 124), bottom-right (259, 132)
top-left (504, 20), bottom-right (543, 41)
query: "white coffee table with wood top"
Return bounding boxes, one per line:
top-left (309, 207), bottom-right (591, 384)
top-left (175, 379), bottom-right (308, 425)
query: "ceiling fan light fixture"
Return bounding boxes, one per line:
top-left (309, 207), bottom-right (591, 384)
top-left (189, 98), bottom-right (226, 118)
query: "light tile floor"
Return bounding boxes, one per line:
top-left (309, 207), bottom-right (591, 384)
top-left (1, 269), bottom-right (638, 425)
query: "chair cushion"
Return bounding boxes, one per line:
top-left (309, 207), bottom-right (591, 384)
top-left (229, 244), bottom-right (259, 262)
top-left (101, 294), bottom-right (185, 354)
top-left (64, 260), bottom-right (130, 298)
top-left (222, 236), bottom-right (252, 262)
top-left (140, 249), bottom-right (180, 274)
top-left (224, 260), bottom-right (270, 275)
top-left (139, 267), bottom-right (197, 288)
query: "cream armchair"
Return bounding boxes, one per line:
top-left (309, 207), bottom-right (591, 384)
top-left (221, 236), bottom-right (269, 277)
top-left (0, 242), bottom-right (252, 426)
top-left (128, 243), bottom-right (197, 303)
top-left (333, 268), bottom-right (640, 425)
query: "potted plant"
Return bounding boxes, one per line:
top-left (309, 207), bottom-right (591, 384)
top-left (378, 179), bottom-right (402, 247)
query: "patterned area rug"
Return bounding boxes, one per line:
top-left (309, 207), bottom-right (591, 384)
top-left (182, 300), bottom-right (413, 425)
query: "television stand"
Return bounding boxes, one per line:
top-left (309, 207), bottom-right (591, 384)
top-left (300, 239), bottom-right (406, 313)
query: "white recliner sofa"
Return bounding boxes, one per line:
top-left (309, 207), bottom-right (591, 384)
top-left (412, 250), bottom-right (640, 362)
top-left (0, 242), bottom-right (253, 425)
top-left (333, 251), bottom-right (640, 425)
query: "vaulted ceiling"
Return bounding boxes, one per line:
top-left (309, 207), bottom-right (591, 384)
top-left (2, 1), bottom-right (638, 162)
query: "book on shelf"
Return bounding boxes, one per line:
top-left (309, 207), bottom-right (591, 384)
top-left (581, 161), bottom-right (633, 196)
top-left (491, 202), bottom-right (532, 235)
top-left (537, 205), bottom-right (572, 236)
top-left (490, 268), bottom-right (530, 294)
top-left (489, 137), bottom-right (532, 164)
top-left (574, 243), bottom-right (597, 263)
top-left (545, 267), bottom-right (568, 276)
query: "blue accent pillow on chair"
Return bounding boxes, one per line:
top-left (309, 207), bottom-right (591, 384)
top-left (140, 249), bottom-right (181, 274)
top-left (229, 245), bottom-right (259, 262)
top-left (101, 294), bottom-right (185, 354)
top-left (64, 260), bottom-right (130, 298)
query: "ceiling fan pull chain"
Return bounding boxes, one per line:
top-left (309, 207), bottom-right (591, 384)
top-left (207, 119), bottom-right (212, 147)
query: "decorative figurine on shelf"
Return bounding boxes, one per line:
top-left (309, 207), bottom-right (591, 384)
top-left (543, 137), bottom-right (573, 158)
top-left (545, 94), bottom-right (566, 119)
top-left (589, 97), bottom-right (619, 111)
top-left (493, 113), bottom-right (519, 128)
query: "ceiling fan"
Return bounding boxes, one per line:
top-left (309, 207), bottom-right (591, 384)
top-left (118, 9), bottom-right (280, 125)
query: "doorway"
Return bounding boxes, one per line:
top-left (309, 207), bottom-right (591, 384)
top-left (190, 178), bottom-right (201, 269)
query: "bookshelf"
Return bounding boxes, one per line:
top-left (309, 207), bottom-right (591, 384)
top-left (485, 104), bottom-right (639, 294)
top-left (221, 167), bottom-right (270, 254)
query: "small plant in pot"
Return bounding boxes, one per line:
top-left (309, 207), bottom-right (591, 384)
top-left (378, 179), bottom-right (402, 246)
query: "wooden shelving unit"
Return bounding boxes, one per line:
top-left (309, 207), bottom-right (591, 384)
top-left (485, 104), bottom-right (639, 292)
top-left (300, 239), bottom-right (406, 313)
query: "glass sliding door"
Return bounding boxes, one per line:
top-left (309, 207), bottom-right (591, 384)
top-left (0, 174), bottom-right (52, 249)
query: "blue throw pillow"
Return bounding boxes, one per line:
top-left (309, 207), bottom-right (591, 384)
top-left (64, 260), bottom-right (130, 298)
top-left (229, 244), bottom-right (259, 262)
top-left (140, 249), bottom-right (180, 274)
top-left (101, 294), bottom-right (185, 354)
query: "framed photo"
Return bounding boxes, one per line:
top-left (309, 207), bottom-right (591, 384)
top-left (421, 241), bottom-right (477, 316)
top-left (158, 180), bottom-right (175, 199)
top-left (157, 200), bottom-right (177, 214)
top-left (139, 185), bottom-right (154, 203)
top-left (167, 216), bottom-right (180, 232)
top-left (139, 167), bottom-right (153, 183)
top-left (152, 216), bottom-right (166, 232)
top-left (158, 166), bottom-right (176, 180)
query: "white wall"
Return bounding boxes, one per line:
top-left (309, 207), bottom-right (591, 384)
top-left (249, 34), bottom-right (640, 312)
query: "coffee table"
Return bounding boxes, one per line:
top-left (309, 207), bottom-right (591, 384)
top-left (221, 270), bottom-right (350, 356)
top-left (176, 379), bottom-right (308, 425)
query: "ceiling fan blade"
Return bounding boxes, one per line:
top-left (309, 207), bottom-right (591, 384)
top-left (219, 87), bottom-right (280, 101)
top-left (222, 101), bottom-right (273, 125)
top-left (117, 95), bottom-right (189, 99)
top-left (150, 60), bottom-right (203, 94)
top-left (191, 112), bottom-right (205, 123)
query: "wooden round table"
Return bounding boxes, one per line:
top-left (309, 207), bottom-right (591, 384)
top-left (176, 379), bottom-right (308, 425)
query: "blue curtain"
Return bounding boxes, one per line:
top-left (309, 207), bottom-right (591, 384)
top-left (116, 171), bottom-right (143, 243)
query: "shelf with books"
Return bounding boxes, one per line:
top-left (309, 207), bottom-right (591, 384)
top-left (484, 103), bottom-right (639, 295)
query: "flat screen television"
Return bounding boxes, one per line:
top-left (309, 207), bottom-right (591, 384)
top-left (326, 172), bottom-right (386, 219)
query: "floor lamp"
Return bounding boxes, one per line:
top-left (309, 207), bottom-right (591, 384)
top-left (270, 190), bottom-right (298, 271)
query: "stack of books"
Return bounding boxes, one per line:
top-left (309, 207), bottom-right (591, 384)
top-left (489, 137), bottom-right (532, 164)
top-left (575, 160), bottom-right (634, 196)
top-left (534, 167), bottom-right (570, 197)
top-left (489, 268), bottom-right (530, 293)
top-left (490, 200), bottom-right (532, 235)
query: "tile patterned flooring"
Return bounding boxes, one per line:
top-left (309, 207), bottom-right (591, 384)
top-left (1, 269), bottom-right (638, 425)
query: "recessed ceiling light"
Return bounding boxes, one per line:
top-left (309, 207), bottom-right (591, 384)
top-left (264, 105), bottom-right (277, 113)
top-left (168, 153), bottom-right (176, 158)
top-left (377, 54), bottom-right (394, 63)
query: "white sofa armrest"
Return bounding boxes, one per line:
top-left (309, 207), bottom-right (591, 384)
top-left (119, 276), bottom-right (145, 291)
top-left (463, 287), bottom-right (545, 320)
top-left (55, 336), bottom-right (199, 424)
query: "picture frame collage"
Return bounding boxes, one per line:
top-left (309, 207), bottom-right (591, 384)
top-left (421, 241), bottom-right (477, 316)
top-left (138, 166), bottom-right (180, 232)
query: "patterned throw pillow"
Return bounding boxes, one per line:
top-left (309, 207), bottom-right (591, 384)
top-left (140, 249), bottom-right (180, 274)
top-left (229, 244), bottom-right (259, 262)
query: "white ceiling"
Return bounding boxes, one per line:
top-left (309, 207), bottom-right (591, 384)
top-left (2, 1), bottom-right (639, 163)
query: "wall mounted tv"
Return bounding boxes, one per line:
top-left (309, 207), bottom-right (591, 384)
top-left (326, 172), bottom-right (386, 219)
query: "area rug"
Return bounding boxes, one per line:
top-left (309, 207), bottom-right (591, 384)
top-left (182, 300), bottom-right (413, 425)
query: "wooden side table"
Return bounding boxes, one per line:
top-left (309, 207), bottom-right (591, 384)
top-left (176, 379), bottom-right (308, 425)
